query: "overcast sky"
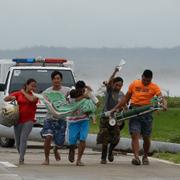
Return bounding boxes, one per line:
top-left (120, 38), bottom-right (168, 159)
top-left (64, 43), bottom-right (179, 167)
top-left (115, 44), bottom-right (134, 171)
top-left (0, 0), bottom-right (180, 49)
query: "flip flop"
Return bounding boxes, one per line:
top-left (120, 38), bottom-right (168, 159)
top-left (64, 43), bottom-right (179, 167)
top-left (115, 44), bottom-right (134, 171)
top-left (142, 156), bottom-right (150, 165)
top-left (131, 158), bottom-right (141, 165)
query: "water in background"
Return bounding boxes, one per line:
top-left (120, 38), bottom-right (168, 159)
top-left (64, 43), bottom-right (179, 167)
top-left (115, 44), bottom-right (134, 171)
top-left (73, 58), bottom-right (180, 97)
top-left (1, 47), bottom-right (179, 96)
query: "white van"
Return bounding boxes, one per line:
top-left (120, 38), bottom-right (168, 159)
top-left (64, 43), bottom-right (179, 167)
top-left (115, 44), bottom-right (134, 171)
top-left (0, 57), bottom-right (75, 147)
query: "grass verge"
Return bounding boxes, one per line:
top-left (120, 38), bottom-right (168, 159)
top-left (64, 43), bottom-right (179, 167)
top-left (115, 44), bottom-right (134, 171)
top-left (153, 152), bottom-right (180, 164)
top-left (90, 96), bottom-right (180, 163)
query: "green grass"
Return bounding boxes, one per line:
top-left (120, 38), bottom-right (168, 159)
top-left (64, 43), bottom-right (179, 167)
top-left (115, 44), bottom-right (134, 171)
top-left (90, 97), bottom-right (180, 144)
top-left (153, 152), bottom-right (180, 164)
top-left (89, 96), bottom-right (180, 164)
top-left (152, 108), bottom-right (180, 143)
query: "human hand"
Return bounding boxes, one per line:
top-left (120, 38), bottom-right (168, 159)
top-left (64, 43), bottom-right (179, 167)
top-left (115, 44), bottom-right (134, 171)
top-left (86, 85), bottom-right (92, 91)
top-left (92, 118), bottom-right (96, 125)
top-left (111, 108), bottom-right (117, 114)
top-left (11, 96), bottom-right (16, 101)
top-left (21, 89), bottom-right (25, 93)
top-left (162, 104), bottom-right (168, 111)
top-left (115, 66), bottom-right (120, 72)
top-left (160, 97), bottom-right (168, 111)
top-left (104, 111), bottom-right (112, 117)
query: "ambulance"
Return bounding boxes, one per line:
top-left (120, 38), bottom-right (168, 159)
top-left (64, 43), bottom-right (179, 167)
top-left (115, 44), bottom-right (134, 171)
top-left (0, 57), bottom-right (76, 147)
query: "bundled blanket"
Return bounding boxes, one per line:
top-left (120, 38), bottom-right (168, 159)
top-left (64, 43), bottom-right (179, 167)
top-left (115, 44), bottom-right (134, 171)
top-left (33, 92), bottom-right (96, 122)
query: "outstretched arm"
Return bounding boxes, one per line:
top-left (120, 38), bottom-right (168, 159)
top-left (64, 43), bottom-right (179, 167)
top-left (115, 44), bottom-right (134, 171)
top-left (106, 66), bottom-right (119, 87)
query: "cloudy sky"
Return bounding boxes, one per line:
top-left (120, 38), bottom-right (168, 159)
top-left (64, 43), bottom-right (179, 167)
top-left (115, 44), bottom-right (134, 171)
top-left (0, 0), bottom-right (179, 49)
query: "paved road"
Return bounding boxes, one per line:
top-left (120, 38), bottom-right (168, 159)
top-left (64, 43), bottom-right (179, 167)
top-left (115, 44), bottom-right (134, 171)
top-left (0, 142), bottom-right (179, 180)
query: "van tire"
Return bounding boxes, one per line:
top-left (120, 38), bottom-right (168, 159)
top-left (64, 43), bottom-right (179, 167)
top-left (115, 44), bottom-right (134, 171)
top-left (0, 137), bottom-right (15, 147)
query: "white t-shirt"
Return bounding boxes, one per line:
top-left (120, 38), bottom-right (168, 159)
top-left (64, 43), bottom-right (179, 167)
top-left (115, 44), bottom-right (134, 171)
top-left (43, 86), bottom-right (70, 119)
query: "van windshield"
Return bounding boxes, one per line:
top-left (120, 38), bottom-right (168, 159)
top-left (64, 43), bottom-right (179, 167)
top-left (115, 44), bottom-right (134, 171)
top-left (9, 69), bottom-right (75, 93)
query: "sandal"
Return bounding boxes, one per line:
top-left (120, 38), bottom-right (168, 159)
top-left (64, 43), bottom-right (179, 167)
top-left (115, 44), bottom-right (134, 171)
top-left (142, 156), bottom-right (150, 165)
top-left (131, 158), bottom-right (141, 165)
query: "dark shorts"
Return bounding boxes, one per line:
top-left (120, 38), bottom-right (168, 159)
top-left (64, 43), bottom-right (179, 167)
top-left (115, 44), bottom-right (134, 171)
top-left (96, 116), bottom-right (124, 145)
top-left (41, 118), bottom-right (66, 147)
top-left (129, 113), bottom-right (153, 136)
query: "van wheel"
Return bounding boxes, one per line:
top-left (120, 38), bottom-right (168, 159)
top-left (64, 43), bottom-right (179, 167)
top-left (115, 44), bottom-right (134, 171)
top-left (0, 137), bottom-right (15, 147)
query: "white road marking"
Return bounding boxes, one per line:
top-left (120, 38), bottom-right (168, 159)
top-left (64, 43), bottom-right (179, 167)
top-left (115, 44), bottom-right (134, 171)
top-left (0, 174), bottom-right (22, 180)
top-left (0, 161), bottom-right (17, 167)
top-left (0, 174), bottom-right (19, 177)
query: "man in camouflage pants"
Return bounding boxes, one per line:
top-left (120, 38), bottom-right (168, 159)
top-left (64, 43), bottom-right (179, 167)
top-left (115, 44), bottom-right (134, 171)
top-left (97, 67), bottom-right (125, 164)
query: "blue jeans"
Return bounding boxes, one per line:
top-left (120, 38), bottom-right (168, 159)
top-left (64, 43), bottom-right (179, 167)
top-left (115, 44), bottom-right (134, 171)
top-left (41, 118), bottom-right (66, 147)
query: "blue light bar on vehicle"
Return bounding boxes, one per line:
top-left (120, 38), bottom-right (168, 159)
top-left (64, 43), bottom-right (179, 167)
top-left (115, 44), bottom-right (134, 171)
top-left (12, 58), bottom-right (35, 63)
top-left (12, 57), bottom-right (68, 64)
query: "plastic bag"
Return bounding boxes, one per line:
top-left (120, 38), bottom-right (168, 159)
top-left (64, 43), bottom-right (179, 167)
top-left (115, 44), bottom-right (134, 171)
top-left (0, 101), bottom-right (19, 127)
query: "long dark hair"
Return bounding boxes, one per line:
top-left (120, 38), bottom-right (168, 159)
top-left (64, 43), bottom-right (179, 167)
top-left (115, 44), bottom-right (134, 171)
top-left (23, 78), bottom-right (37, 90)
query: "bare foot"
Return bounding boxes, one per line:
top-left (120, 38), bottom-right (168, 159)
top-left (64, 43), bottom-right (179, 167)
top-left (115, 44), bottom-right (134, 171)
top-left (54, 149), bottom-right (61, 161)
top-left (76, 161), bottom-right (85, 166)
top-left (41, 160), bottom-right (49, 165)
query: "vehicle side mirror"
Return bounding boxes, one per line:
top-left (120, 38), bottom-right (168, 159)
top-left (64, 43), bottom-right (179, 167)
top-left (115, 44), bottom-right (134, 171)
top-left (0, 83), bottom-right (6, 91)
